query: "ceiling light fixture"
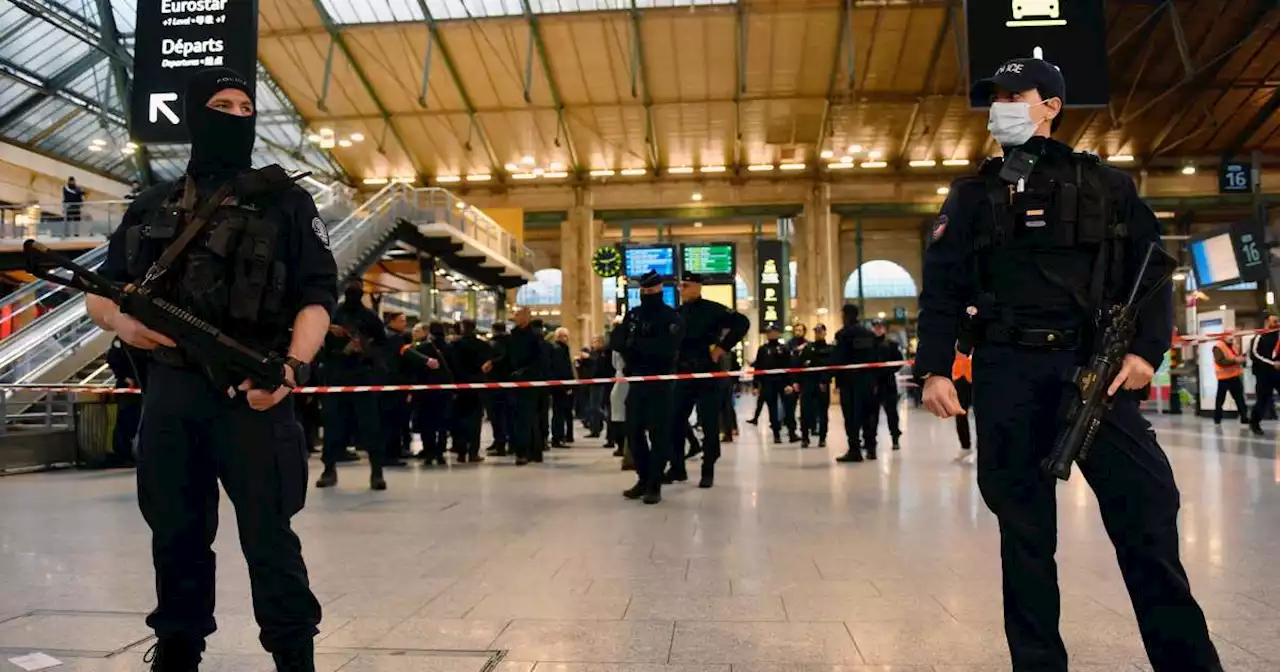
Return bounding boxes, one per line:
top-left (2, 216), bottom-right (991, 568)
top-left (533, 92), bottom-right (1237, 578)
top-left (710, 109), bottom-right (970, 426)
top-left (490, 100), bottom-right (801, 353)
top-left (867, 150), bottom-right (883, 160)
top-left (338, 139), bottom-right (353, 148)
top-left (747, 164), bottom-right (775, 172)
top-left (779, 163), bottom-right (806, 171)
top-left (620, 168), bottom-right (647, 176)
top-left (693, 221), bottom-right (703, 228)
top-left (860, 161), bottom-right (888, 169)
top-left (456, 201), bottom-right (467, 210)
top-left (828, 163), bottom-right (854, 170)
top-left (465, 174), bottom-right (492, 182)
top-left (504, 163), bottom-right (519, 171)
top-left (521, 155), bottom-right (535, 165)
top-left (820, 150), bottom-right (834, 159)
top-left (543, 171), bottom-right (569, 179)
top-left (436, 175), bottom-right (462, 183)
top-left (363, 177), bottom-right (389, 185)
top-left (840, 156), bottom-right (854, 164)
top-left (392, 176), bottom-right (416, 184)
top-left (1154, 211), bottom-right (1177, 219)
top-left (589, 169), bottom-right (616, 177)
top-left (909, 159), bottom-right (937, 168)
top-left (512, 173), bottom-right (537, 180)
top-left (349, 133), bottom-right (365, 142)
top-left (699, 165), bottom-right (726, 173)
top-left (847, 144), bottom-right (863, 153)
top-left (87, 145), bottom-right (102, 152)
top-left (692, 192), bottom-right (703, 201)
top-left (942, 159), bottom-right (970, 167)
top-left (668, 166), bottom-right (695, 174)
top-left (549, 162), bottom-right (564, 171)
top-left (936, 186), bottom-right (950, 195)
top-left (1181, 165), bottom-right (1197, 175)
top-left (307, 134), bottom-right (322, 143)
top-left (1108, 154), bottom-right (1135, 163)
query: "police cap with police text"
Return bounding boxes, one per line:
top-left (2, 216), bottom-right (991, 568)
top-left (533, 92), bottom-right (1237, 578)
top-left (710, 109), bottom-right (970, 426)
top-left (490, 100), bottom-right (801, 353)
top-left (681, 271), bottom-right (704, 284)
top-left (971, 58), bottom-right (1066, 104)
top-left (639, 270), bottom-right (663, 289)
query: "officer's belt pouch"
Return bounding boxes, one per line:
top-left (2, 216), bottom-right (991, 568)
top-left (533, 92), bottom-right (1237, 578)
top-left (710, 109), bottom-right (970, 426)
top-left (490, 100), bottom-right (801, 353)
top-left (229, 216), bottom-right (277, 321)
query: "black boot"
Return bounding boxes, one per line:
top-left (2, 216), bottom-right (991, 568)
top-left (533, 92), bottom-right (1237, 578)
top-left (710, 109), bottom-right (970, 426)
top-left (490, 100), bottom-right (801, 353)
top-left (772, 430), bottom-right (782, 443)
top-left (643, 483), bottom-right (662, 505)
top-left (788, 431), bottom-right (800, 443)
top-left (835, 450), bottom-right (863, 463)
top-left (623, 480), bottom-right (646, 500)
top-left (272, 642), bottom-right (316, 672)
top-left (145, 638), bottom-right (203, 672)
top-left (699, 464), bottom-right (714, 489)
top-left (1251, 423), bottom-right (1265, 436)
top-left (370, 466), bottom-right (387, 491)
top-left (315, 468), bottom-right (337, 488)
top-left (800, 434), bottom-right (810, 448)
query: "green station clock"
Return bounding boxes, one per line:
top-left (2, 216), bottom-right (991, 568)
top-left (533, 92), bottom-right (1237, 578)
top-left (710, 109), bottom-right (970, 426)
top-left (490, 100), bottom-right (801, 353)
top-left (592, 245), bottom-right (622, 278)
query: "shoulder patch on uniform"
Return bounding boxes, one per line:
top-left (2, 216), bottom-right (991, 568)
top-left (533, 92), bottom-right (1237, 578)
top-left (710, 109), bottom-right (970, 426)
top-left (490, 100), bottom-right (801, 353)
top-left (931, 214), bottom-right (948, 241)
top-left (311, 217), bottom-right (330, 250)
top-left (669, 323), bottom-right (681, 335)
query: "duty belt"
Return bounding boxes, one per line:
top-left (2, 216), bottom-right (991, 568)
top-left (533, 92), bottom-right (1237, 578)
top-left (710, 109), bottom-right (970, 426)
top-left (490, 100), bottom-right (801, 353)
top-left (979, 323), bottom-right (1079, 350)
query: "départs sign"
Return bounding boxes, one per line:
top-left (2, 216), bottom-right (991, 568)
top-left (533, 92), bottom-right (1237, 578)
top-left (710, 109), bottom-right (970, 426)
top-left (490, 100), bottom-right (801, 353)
top-left (130, 0), bottom-right (259, 144)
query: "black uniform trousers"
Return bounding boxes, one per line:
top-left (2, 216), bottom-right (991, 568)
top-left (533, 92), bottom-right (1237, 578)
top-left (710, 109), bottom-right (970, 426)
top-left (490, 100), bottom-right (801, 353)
top-left (800, 384), bottom-right (829, 441)
top-left (488, 390), bottom-right (514, 451)
top-left (1249, 372), bottom-right (1280, 426)
top-left (719, 383), bottom-right (737, 436)
top-left (551, 390), bottom-right (574, 443)
top-left (671, 378), bottom-right (724, 476)
top-left (782, 391), bottom-right (798, 433)
top-left (537, 392), bottom-right (551, 452)
top-left (512, 389), bottom-right (543, 460)
top-left (113, 395), bottom-right (142, 461)
top-left (627, 380), bottom-right (674, 486)
top-left (452, 391), bottom-right (483, 457)
top-left (380, 393), bottom-right (411, 458)
top-left (972, 344), bottom-right (1220, 672)
top-left (759, 382), bottom-right (794, 434)
top-left (414, 391), bottom-right (452, 459)
top-left (321, 366), bottom-right (384, 470)
top-left (837, 377), bottom-right (876, 451)
top-left (867, 378), bottom-right (901, 443)
top-left (137, 365), bottom-right (320, 652)
top-left (1212, 376), bottom-right (1248, 424)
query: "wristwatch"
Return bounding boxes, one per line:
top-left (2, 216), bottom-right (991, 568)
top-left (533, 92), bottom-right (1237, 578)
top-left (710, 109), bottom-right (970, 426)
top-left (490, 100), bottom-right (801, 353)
top-left (284, 356), bottom-right (312, 386)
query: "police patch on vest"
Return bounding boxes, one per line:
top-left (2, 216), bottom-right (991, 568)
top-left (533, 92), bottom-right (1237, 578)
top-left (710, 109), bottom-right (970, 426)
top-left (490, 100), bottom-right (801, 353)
top-left (312, 217), bottom-right (330, 249)
top-left (931, 215), bottom-right (948, 241)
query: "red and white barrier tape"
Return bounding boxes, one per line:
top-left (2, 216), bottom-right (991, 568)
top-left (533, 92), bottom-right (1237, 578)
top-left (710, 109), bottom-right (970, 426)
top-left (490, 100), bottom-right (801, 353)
top-left (1174, 326), bottom-right (1279, 345)
top-left (0, 359), bottom-right (912, 395)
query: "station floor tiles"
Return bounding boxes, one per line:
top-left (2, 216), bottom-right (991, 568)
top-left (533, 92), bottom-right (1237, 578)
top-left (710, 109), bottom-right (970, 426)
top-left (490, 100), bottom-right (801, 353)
top-left (1, 403), bottom-right (1279, 671)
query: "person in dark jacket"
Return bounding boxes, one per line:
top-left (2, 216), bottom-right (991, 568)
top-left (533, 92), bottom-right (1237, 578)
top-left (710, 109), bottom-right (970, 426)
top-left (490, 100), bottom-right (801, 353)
top-left (868, 319), bottom-right (904, 450)
top-left (380, 312), bottom-right (413, 465)
top-left (409, 322), bottom-right (455, 465)
top-left (588, 336), bottom-right (613, 441)
top-left (485, 307), bottom-right (546, 465)
top-left (549, 327), bottom-right (577, 447)
top-left (485, 322), bottom-right (514, 456)
top-left (105, 338), bottom-right (146, 468)
top-left (797, 324), bottom-right (833, 448)
top-left (783, 323), bottom-right (808, 438)
top-left (318, 281), bottom-right (390, 490)
top-left (450, 319), bottom-right (492, 462)
top-left (831, 304), bottom-right (877, 462)
top-left (1249, 313), bottom-right (1280, 435)
top-left (755, 324), bottom-right (798, 444)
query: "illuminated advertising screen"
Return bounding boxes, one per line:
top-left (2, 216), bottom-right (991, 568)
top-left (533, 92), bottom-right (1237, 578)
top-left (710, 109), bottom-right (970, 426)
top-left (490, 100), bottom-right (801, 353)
top-left (964, 0), bottom-right (1109, 107)
top-left (681, 243), bottom-right (735, 281)
top-left (624, 245), bottom-right (676, 279)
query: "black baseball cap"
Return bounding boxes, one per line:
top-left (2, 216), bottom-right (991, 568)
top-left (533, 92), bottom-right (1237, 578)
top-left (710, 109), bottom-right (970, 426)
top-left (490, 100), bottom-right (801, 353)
top-left (639, 270), bottom-right (663, 289)
top-left (681, 271), bottom-right (704, 284)
top-left (971, 58), bottom-right (1066, 104)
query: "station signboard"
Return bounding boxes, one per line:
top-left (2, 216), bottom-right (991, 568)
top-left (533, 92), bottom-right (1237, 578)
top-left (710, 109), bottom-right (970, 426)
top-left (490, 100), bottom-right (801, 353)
top-left (131, 0), bottom-right (260, 143)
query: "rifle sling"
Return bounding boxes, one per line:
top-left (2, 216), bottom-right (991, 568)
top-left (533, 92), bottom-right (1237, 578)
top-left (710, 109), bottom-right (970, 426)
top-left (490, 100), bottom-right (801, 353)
top-left (139, 176), bottom-right (237, 290)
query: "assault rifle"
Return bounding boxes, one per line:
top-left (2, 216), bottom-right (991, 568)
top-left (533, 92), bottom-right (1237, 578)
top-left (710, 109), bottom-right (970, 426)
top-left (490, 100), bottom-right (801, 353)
top-left (23, 241), bottom-right (289, 393)
top-left (1042, 242), bottom-right (1176, 481)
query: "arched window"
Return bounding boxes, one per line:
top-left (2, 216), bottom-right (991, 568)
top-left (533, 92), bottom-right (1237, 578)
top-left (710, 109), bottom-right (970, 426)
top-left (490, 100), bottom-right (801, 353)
top-left (516, 268), bottom-right (563, 305)
top-left (844, 260), bottom-right (918, 299)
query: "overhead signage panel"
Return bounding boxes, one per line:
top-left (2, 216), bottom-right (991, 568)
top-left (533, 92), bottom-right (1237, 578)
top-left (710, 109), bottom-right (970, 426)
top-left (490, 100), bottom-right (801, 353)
top-left (131, 0), bottom-right (260, 144)
top-left (1219, 161), bottom-right (1255, 194)
top-left (964, 0), bottom-right (1109, 108)
top-left (756, 240), bottom-right (788, 331)
top-left (681, 243), bottom-right (735, 281)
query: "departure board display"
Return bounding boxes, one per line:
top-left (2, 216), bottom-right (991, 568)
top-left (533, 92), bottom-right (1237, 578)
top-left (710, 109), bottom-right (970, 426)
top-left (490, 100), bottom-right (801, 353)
top-left (682, 243), bottom-right (735, 280)
top-left (623, 245), bottom-right (676, 279)
top-left (626, 286), bottom-right (678, 308)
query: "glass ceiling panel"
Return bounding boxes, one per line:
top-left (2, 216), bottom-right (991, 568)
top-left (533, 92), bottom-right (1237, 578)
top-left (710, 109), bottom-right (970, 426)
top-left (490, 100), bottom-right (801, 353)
top-left (320, 0), bottom-right (734, 23)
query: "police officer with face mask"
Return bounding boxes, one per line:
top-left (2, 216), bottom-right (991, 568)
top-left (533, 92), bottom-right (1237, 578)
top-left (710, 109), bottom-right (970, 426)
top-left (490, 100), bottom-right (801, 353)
top-left (89, 68), bottom-right (334, 672)
top-left (916, 58), bottom-right (1220, 672)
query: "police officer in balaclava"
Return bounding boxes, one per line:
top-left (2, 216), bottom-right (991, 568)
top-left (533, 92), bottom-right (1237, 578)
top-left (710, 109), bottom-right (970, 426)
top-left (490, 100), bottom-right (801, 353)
top-left (90, 66), bottom-right (337, 672)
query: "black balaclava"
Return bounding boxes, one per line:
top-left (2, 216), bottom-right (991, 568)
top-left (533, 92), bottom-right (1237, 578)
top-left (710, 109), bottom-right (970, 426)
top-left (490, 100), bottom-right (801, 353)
top-left (343, 281), bottom-right (364, 306)
top-left (184, 67), bottom-right (256, 180)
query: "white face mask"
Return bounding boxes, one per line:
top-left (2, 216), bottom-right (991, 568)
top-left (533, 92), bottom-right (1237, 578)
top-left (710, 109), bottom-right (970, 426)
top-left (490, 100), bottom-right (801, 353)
top-left (988, 101), bottom-right (1048, 147)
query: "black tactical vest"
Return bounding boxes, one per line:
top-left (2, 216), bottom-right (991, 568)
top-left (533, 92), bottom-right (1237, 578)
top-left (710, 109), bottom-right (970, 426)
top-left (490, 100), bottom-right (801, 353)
top-left (123, 168), bottom-right (292, 345)
top-left (973, 153), bottom-right (1125, 330)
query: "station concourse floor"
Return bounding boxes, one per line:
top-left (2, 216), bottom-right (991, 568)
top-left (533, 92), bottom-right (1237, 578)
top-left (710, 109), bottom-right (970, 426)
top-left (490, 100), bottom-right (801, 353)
top-left (1, 402), bottom-right (1279, 671)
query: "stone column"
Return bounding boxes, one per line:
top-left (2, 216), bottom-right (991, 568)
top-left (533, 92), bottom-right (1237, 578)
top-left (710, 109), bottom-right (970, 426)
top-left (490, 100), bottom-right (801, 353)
top-left (561, 187), bottom-right (598, 349)
top-left (801, 183), bottom-right (841, 328)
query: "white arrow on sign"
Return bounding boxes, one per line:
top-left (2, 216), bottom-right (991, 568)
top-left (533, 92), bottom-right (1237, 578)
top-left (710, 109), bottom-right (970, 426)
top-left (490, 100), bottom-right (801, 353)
top-left (149, 92), bottom-right (180, 125)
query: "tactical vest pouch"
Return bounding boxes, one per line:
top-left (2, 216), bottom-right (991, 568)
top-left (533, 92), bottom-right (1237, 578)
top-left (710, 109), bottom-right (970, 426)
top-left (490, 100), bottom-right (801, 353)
top-left (228, 215), bottom-right (278, 321)
top-left (149, 206), bottom-right (183, 240)
top-left (205, 216), bottom-right (246, 258)
top-left (262, 261), bottom-right (286, 315)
